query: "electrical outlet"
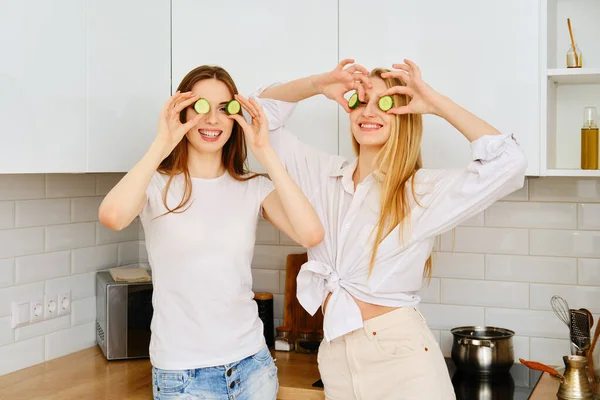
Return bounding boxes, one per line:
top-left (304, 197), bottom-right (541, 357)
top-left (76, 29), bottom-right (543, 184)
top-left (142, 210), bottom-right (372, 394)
top-left (30, 298), bottom-right (44, 323)
top-left (57, 291), bottom-right (71, 316)
top-left (11, 301), bottom-right (30, 328)
top-left (44, 294), bottom-right (59, 320)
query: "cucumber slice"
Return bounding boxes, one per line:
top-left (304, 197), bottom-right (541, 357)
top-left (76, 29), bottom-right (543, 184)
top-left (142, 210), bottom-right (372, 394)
top-left (348, 92), bottom-right (359, 109)
top-left (194, 98), bottom-right (210, 114)
top-left (378, 95), bottom-right (394, 111)
top-left (226, 99), bottom-right (241, 115)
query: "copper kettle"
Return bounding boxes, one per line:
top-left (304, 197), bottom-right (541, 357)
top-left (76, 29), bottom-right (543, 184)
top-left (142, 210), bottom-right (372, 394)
top-left (520, 355), bottom-right (593, 400)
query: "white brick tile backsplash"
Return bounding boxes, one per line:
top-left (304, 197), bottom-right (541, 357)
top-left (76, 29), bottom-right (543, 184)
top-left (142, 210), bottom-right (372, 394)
top-left (46, 174), bottom-right (96, 198)
top-left (139, 241), bottom-right (148, 263)
top-left (45, 322), bottom-right (95, 361)
top-left (256, 221), bottom-right (278, 245)
top-left (95, 174), bottom-right (124, 196)
top-left (429, 329), bottom-right (441, 345)
top-left (0, 258), bottom-right (15, 288)
top-left (431, 252), bottom-right (484, 279)
top-left (485, 309), bottom-right (567, 339)
top-left (273, 294), bottom-right (284, 319)
top-left (71, 197), bottom-right (103, 223)
top-left (578, 204), bottom-right (600, 230)
top-left (530, 178), bottom-right (600, 203)
top-left (96, 221), bottom-right (138, 245)
top-left (441, 279), bottom-right (529, 308)
top-left (0, 282), bottom-right (44, 317)
top-left (530, 229), bottom-right (600, 258)
top-left (0, 227), bottom-right (44, 259)
top-left (419, 304), bottom-right (485, 330)
top-left (0, 201), bottom-right (14, 229)
top-left (46, 222), bottom-right (95, 252)
top-left (578, 258), bottom-right (600, 285)
top-left (501, 180), bottom-right (528, 201)
top-left (440, 227), bottom-right (529, 255)
top-left (252, 245), bottom-right (305, 270)
top-left (16, 199), bottom-right (70, 228)
top-left (138, 221), bottom-right (145, 240)
top-left (419, 278), bottom-right (440, 303)
top-left (530, 283), bottom-right (600, 313)
top-left (460, 212), bottom-right (484, 227)
top-left (485, 255), bottom-right (577, 284)
top-left (0, 316), bottom-right (13, 347)
top-left (45, 272), bottom-right (96, 300)
top-left (485, 202), bottom-right (576, 229)
top-left (15, 315), bottom-right (70, 342)
top-left (279, 270), bottom-right (287, 293)
top-left (72, 297), bottom-right (96, 326)
top-left (0, 174), bottom-right (45, 201)
top-left (0, 336), bottom-right (45, 376)
top-left (71, 244), bottom-right (118, 274)
top-left (251, 269), bottom-right (280, 294)
top-left (530, 338), bottom-right (571, 366)
top-left (279, 232), bottom-right (297, 246)
top-left (16, 251), bottom-right (70, 284)
top-left (512, 336), bottom-right (530, 362)
top-left (439, 330), bottom-right (454, 356)
top-left (118, 241), bottom-right (142, 266)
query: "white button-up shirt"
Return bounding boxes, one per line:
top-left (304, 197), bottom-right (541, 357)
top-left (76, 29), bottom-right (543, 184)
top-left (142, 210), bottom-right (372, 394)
top-left (251, 86), bottom-right (528, 342)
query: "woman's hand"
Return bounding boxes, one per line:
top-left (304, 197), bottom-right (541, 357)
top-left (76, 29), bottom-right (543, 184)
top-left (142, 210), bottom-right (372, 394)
top-left (155, 91), bottom-right (203, 160)
top-left (314, 59), bottom-right (372, 113)
top-left (228, 95), bottom-right (271, 161)
top-left (379, 59), bottom-right (445, 116)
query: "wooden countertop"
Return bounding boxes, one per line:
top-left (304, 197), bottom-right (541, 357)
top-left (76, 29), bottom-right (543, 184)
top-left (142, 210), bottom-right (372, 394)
top-left (0, 345), bottom-right (559, 399)
top-left (0, 346), bottom-right (324, 400)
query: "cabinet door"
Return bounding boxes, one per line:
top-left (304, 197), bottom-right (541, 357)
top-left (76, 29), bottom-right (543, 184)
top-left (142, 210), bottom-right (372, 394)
top-left (172, 0), bottom-right (339, 172)
top-left (0, 0), bottom-right (86, 173)
top-left (86, 0), bottom-right (171, 172)
top-left (339, 0), bottom-right (540, 175)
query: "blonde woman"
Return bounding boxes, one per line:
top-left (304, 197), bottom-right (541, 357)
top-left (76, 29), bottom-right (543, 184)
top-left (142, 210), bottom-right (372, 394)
top-left (251, 59), bottom-right (527, 399)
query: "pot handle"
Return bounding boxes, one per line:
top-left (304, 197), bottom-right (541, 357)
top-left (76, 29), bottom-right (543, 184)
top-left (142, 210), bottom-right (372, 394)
top-left (458, 338), bottom-right (495, 348)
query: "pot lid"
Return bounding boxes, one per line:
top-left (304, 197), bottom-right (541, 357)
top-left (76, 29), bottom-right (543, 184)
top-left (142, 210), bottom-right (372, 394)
top-left (451, 326), bottom-right (515, 340)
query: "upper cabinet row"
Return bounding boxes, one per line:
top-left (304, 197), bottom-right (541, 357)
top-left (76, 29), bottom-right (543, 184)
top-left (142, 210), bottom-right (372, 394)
top-left (6, 1), bottom-right (597, 178)
top-left (0, 0), bottom-right (169, 173)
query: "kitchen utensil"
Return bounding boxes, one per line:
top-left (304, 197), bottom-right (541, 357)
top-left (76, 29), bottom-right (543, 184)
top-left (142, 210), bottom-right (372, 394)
top-left (552, 295), bottom-right (571, 327)
top-left (588, 322), bottom-right (600, 393)
top-left (520, 355), bottom-right (593, 400)
top-left (567, 18), bottom-right (582, 68)
top-left (571, 309), bottom-right (592, 356)
top-left (580, 308), bottom-right (594, 329)
top-left (450, 326), bottom-right (514, 375)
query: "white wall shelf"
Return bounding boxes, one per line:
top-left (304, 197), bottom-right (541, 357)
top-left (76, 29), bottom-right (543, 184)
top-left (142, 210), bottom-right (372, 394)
top-left (547, 68), bottom-right (600, 84)
top-left (546, 168), bottom-right (600, 177)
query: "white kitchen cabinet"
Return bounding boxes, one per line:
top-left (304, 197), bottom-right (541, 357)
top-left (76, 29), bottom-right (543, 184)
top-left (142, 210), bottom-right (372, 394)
top-left (542, 0), bottom-right (600, 177)
top-left (86, 0), bottom-right (170, 172)
top-left (171, 0), bottom-right (339, 172)
top-left (0, 0), bottom-right (87, 173)
top-left (338, 0), bottom-right (541, 176)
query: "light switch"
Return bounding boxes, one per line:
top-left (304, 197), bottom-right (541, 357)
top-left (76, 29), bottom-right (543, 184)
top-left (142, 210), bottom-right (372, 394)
top-left (11, 301), bottom-right (30, 328)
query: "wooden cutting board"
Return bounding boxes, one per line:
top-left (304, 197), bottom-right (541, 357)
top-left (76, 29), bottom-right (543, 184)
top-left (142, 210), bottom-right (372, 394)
top-left (282, 253), bottom-right (324, 342)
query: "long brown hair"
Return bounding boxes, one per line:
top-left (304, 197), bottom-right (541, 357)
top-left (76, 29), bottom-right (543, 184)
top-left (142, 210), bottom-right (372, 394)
top-left (158, 65), bottom-right (257, 214)
top-left (352, 68), bottom-right (433, 281)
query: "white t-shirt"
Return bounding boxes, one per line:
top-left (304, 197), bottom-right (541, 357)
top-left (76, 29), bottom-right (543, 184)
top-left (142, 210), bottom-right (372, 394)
top-left (139, 171), bottom-right (275, 370)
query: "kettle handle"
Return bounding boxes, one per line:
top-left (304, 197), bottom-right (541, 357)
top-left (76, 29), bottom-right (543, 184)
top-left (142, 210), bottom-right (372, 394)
top-left (458, 338), bottom-right (495, 348)
top-left (519, 358), bottom-right (564, 381)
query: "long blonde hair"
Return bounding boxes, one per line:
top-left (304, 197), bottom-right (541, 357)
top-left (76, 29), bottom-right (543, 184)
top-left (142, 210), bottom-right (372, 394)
top-left (352, 68), bottom-right (432, 281)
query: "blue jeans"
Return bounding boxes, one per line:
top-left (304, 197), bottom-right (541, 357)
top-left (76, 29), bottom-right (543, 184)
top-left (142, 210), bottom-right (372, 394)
top-left (152, 346), bottom-right (278, 400)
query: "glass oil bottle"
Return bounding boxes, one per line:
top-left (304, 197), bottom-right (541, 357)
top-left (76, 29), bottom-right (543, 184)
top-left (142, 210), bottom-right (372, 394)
top-left (581, 106), bottom-right (599, 170)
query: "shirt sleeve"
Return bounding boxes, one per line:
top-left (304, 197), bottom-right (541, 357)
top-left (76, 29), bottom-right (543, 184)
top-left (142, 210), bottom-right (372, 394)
top-left (247, 83), bottom-right (342, 201)
top-left (411, 132), bottom-right (527, 240)
top-left (255, 175), bottom-right (275, 218)
top-left (139, 171), bottom-right (167, 224)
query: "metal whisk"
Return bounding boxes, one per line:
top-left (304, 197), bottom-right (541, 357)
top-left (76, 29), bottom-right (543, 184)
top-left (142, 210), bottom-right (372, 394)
top-left (551, 295), bottom-right (570, 327)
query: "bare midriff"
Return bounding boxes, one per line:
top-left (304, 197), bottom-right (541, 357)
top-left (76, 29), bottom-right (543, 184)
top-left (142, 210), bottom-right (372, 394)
top-left (323, 292), bottom-right (399, 322)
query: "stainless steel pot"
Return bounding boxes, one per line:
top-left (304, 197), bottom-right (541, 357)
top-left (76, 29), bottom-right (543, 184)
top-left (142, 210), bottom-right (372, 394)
top-left (451, 326), bottom-right (515, 376)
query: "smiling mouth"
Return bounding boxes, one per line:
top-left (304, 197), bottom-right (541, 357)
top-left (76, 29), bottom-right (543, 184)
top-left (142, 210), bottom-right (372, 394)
top-left (359, 123), bottom-right (383, 131)
top-left (198, 129), bottom-right (222, 142)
